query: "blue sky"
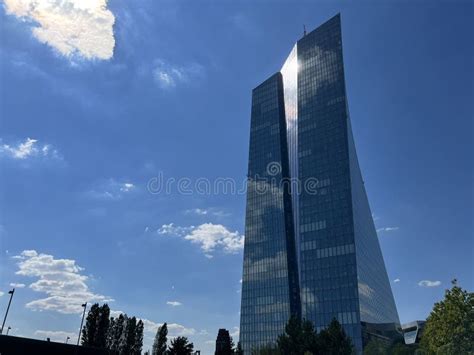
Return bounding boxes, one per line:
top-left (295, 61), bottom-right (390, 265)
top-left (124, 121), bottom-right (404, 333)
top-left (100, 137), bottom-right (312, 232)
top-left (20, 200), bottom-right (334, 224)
top-left (0, 0), bottom-right (472, 353)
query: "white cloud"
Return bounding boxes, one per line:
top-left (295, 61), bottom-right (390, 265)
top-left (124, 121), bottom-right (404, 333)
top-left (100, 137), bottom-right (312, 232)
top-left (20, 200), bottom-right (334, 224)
top-left (230, 326), bottom-right (239, 338)
top-left (185, 208), bottom-right (231, 218)
top-left (87, 179), bottom-right (136, 200)
top-left (120, 183), bottom-right (135, 192)
top-left (376, 227), bottom-right (399, 233)
top-left (141, 319), bottom-right (195, 337)
top-left (34, 330), bottom-right (76, 342)
top-left (152, 59), bottom-right (204, 89)
top-left (166, 301), bottom-right (182, 307)
top-left (185, 208), bottom-right (209, 216)
top-left (418, 280), bottom-right (441, 287)
top-left (0, 291), bottom-right (4, 297)
top-left (393, 278), bottom-right (401, 283)
top-left (158, 223), bottom-right (244, 255)
top-left (109, 309), bottom-right (125, 319)
top-left (9, 283), bottom-right (26, 288)
top-left (14, 250), bottom-right (113, 314)
top-left (0, 138), bottom-right (61, 160)
top-left (3, 0), bottom-right (115, 60)
top-left (157, 223), bottom-right (193, 237)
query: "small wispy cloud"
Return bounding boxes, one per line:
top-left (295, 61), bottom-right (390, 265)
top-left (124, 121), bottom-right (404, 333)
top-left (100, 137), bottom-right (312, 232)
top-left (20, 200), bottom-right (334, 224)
top-left (185, 208), bottom-right (209, 216)
top-left (166, 301), bottom-right (182, 307)
top-left (0, 291), bottom-right (4, 297)
top-left (0, 138), bottom-right (61, 161)
top-left (418, 280), bottom-right (441, 287)
top-left (152, 59), bottom-right (204, 89)
top-left (3, 0), bottom-right (115, 60)
top-left (377, 227), bottom-right (399, 233)
top-left (9, 283), bottom-right (26, 288)
top-left (87, 179), bottom-right (136, 200)
top-left (184, 208), bottom-right (230, 218)
top-left (393, 278), bottom-right (400, 283)
top-left (158, 223), bottom-right (244, 256)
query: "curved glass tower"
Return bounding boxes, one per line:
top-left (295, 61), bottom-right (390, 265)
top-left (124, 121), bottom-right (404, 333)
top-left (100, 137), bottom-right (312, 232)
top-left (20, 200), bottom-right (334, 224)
top-left (240, 14), bottom-right (400, 353)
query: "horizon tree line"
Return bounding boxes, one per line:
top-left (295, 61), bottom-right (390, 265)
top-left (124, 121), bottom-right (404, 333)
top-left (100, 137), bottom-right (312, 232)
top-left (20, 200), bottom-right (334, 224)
top-left (79, 279), bottom-right (472, 355)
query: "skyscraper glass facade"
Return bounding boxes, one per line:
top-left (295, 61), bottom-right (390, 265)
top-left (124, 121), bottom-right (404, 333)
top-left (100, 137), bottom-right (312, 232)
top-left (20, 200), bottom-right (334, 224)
top-left (240, 14), bottom-right (400, 353)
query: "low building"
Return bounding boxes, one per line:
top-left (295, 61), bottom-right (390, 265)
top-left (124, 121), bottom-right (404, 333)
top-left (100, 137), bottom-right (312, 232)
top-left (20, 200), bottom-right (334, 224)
top-left (0, 334), bottom-right (111, 355)
top-left (402, 320), bottom-right (426, 345)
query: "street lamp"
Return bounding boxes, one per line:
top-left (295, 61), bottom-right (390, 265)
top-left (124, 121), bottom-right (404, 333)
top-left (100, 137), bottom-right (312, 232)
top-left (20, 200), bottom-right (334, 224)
top-left (66, 336), bottom-right (70, 344)
top-left (6, 326), bottom-right (11, 335)
top-left (77, 302), bottom-right (87, 346)
top-left (0, 288), bottom-right (15, 334)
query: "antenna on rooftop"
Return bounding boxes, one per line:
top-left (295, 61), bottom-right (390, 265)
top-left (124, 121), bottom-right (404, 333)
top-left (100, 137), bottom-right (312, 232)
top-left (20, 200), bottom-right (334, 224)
top-left (303, 24), bottom-right (307, 36)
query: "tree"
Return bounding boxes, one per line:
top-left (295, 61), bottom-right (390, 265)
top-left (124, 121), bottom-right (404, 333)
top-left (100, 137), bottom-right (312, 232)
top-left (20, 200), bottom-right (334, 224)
top-left (252, 343), bottom-right (281, 355)
top-left (235, 341), bottom-right (243, 355)
top-left (123, 316), bottom-right (137, 354)
top-left (153, 323), bottom-right (168, 355)
top-left (82, 303), bottom-right (100, 346)
top-left (96, 304), bottom-right (110, 348)
top-left (301, 318), bottom-right (319, 353)
top-left (215, 329), bottom-right (234, 355)
top-left (81, 303), bottom-right (110, 348)
top-left (363, 338), bottom-right (389, 355)
top-left (168, 336), bottom-right (194, 355)
top-left (318, 318), bottom-right (353, 355)
top-left (389, 341), bottom-right (415, 355)
top-left (107, 314), bottom-right (126, 351)
top-left (277, 316), bottom-right (319, 355)
top-left (420, 279), bottom-right (474, 354)
top-left (133, 319), bottom-right (144, 355)
top-left (277, 315), bottom-right (305, 354)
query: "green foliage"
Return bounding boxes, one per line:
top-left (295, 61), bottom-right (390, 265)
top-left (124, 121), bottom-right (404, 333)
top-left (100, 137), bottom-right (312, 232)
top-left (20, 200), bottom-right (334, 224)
top-left (81, 303), bottom-right (110, 348)
top-left (318, 318), bottom-right (353, 355)
top-left (235, 341), bottom-right (243, 355)
top-left (168, 336), bottom-right (194, 355)
top-left (252, 316), bottom-right (351, 355)
top-left (277, 315), bottom-right (306, 354)
top-left (364, 338), bottom-right (416, 355)
top-left (389, 342), bottom-right (415, 355)
top-left (152, 323), bottom-right (168, 355)
top-left (420, 279), bottom-right (474, 354)
top-left (363, 338), bottom-right (389, 355)
top-left (133, 319), bottom-right (144, 354)
top-left (107, 314), bottom-right (126, 351)
top-left (252, 343), bottom-right (281, 355)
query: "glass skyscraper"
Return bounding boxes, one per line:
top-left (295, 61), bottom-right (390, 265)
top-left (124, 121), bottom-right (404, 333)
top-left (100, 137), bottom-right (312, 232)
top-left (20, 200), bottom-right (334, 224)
top-left (240, 14), bottom-right (400, 353)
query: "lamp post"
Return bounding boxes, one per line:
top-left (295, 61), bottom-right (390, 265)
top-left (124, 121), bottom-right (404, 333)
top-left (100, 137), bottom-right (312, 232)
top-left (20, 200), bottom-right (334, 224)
top-left (6, 326), bottom-right (11, 335)
top-left (0, 288), bottom-right (15, 334)
top-left (77, 302), bottom-right (87, 346)
top-left (66, 336), bottom-right (70, 344)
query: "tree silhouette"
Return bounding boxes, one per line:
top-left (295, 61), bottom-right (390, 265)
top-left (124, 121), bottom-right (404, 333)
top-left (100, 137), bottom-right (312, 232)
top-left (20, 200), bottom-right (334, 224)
top-left (318, 318), bottom-right (352, 355)
top-left (133, 319), bottom-right (144, 354)
top-left (277, 316), bottom-right (318, 355)
top-left (168, 336), bottom-right (194, 355)
top-left (81, 303), bottom-right (110, 348)
top-left (152, 323), bottom-right (168, 355)
top-left (235, 341), bottom-right (243, 355)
